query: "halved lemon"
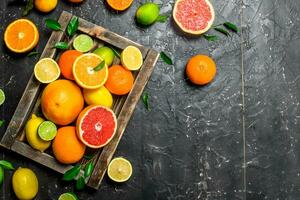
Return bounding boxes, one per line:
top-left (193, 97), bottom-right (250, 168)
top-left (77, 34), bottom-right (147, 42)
top-left (34, 58), bottom-right (60, 84)
top-left (121, 46), bottom-right (143, 71)
top-left (107, 157), bottom-right (132, 182)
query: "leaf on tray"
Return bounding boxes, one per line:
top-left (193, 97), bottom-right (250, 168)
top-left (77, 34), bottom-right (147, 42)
top-left (84, 162), bottom-right (94, 178)
top-left (27, 51), bottom-right (40, 57)
top-left (156, 15), bottom-right (169, 23)
top-left (0, 120), bottom-right (4, 128)
top-left (53, 42), bottom-right (69, 50)
top-left (22, 0), bottom-right (34, 16)
top-left (142, 92), bottom-right (149, 110)
top-left (203, 34), bottom-right (218, 41)
top-left (111, 47), bottom-right (120, 58)
top-left (45, 19), bottom-right (62, 31)
top-left (223, 22), bottom-right (239, 33)
top-left (0, 160), bottom-right (14, 170)
top-left (75, 176), bottom-right (85, 190)
top-left (93, 60), bottom-right (105, 71)
top-left (63, 165), bottom-right (81, 181)
top-left (67, 16), bottom-right (79, 37)
top-left (160, 51), bottom-right (173, 65)
top-left (214, 27), bottom-right (229, 36)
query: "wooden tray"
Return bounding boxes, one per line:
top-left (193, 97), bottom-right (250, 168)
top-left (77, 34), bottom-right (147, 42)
top-left (0, 11), bottom-right (159, 189)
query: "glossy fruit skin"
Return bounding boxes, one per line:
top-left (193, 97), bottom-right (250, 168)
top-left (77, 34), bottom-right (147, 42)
top-left (68, 0), bottom-right (83, 3)
top-left (83, 86), bottom-right (113, 108)
top-left (52, 126), bottom-right (86, 164)
top-left (136, 3), bottom-right (160, 26)
top-left (105, 65), bottom-right (134, 95)
top-left (25, 114), bottom-right (51, 152)
top-left (41, 79), bottom-right (84, 125)
top-left (34, 0), bottom-right (58, 13)
top-left (93, 47), bottom-right (115, 66)
top-left (12, 167), bottom-right (38, 200)
top-left (186, 55), bottom-right (216, 85)
top-left (58, 50), bottom-right (83, 80)
top-left (106, 0), bottom-right (134, 11)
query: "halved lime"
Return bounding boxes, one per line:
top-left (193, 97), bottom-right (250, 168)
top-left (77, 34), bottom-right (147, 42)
top-left (38, 121), bottom-right (57, 141)
top-left (0, 89), bottom-right (5, 106)
top-left (58, 192), bottom-right (78, 200)
top-left (73, 34), bottom-right (94, 53)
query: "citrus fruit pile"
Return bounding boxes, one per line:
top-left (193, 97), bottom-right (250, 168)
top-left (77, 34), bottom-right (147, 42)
top-left (24, 33), bottom-right (144, 165)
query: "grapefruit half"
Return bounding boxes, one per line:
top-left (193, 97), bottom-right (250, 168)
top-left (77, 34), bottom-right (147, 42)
top-left (173, 0), bottom-right (215, 35)
top-left (76, 105), bottom-right (117, 148)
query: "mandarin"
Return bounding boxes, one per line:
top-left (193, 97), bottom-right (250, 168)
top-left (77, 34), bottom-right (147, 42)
top-left (186, 55), bottom-right (216, 85)
top-left (58, 50), bottom-right (82, 80)
top-left (106, 0), bottom-right (134, 11)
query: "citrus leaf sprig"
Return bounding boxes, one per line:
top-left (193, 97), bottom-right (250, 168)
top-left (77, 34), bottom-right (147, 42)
top-left (0, 160), bottom-right (14, 185)
top-left (156, 14), bottom-right (169, 23)
top-left (93, 61), bottom-right (106, 72)
top-left (160, 52), bottom-right (173, 65)
top-left (0, 120), bottom-right (4, 128)
top-left (141, 92), bottom-right (149, 110)
top-left (204, 22), bottom-right (239, 41)
top-left (22, 0), bottom-right (34, 16)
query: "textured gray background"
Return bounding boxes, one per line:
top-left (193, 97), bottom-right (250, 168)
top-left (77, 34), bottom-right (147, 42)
top-left (1, 0), bottom-right (300, 199)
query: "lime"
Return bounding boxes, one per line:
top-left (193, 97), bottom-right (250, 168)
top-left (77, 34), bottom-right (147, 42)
top-left (58, 192), bottom-right (78, 200)
top-left (107, 157), bottom-right (132, 182)
top-left (34, 58), bottom-right (60, 84)
top-left (0, 89), bottom-right (5, 106)
top-left (0, 167), bottom-right (3, 185)
top-left (93, 46), bottom-right (115, 66)
top-left (121, 46), bottom-right (143, 71)
top-left (73, 34), bottom-right (94, 53)
top-left (12, 167), bottom-right (38, 200)
top-left (136, 3), bottom-right (160, 26)
top-left (83, 86), bottom-right (113, 108)
top-left (38, 121), bottom-right (57, 141)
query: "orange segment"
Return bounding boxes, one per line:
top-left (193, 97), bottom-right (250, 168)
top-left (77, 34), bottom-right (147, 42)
top-left (4, 19), bottom-right (39, 53)
top-left (107, 0), bottom-right (134, 11)
top-left (73, 53), bottom-right (108, 89)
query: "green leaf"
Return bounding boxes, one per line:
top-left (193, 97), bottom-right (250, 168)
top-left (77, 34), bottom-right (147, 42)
top-left (27, 51), bottom-right (39, 57)
top-left (142, 92), bottom-right (149, 110)
top-left (203, 34), bottom-right (218, 41)
top-left (156, 15), bottom-right (169, 23)
top-left (214, 27), bottom-right (229, 36)
top-left (75, 176), bottom-right (85, 190)
top-left (111, 47), bottom-right (120, 58)
top-left (45, 19), bottom-right (62, 31)
top-left (22, 0), bottom-right (34, 16)
top-left (0, 160), bottom-right (14, 170)
top-left (0, 120), bottom-right (4, 128)
top-left (160, 51), bottom-right (173, 65)
top-left (93, 60), bottom-right (105, 71)
top-left (0, 167), bottom-right (4, 185)
top-left (83, 154), bottom-right (93, 160)
top-left (84, 162), bottom-right (94, 178)
top-left (53, 42), bottom-right (69, 50)
top-left (63, 165), bottom-right (81, 181)
top-left (223, 22), bottom-right (239, 33)
top-left (67, 16), bottom-right (79, 37)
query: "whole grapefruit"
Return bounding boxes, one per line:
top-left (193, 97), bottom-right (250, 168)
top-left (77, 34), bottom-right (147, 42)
top-left (41, 79), bottom-right (84, 125)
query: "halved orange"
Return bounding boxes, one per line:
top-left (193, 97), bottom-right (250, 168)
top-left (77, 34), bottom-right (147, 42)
top-left (73, 53), bottom-right (108, 89)
top-left (4, 19), bottom-right (39, 53)
top-left (106, 0), bottom-right (134, 11)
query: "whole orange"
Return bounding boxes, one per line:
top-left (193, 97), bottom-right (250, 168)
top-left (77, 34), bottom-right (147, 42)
top-left (52, 126), bottom-right (86, 164)
top-left (186, 55), bottom-right (216, 85)
top-left (41, 79), bottom-right (84, 125)
top-left (58, 50), bottom-right (82, 80)
top-left (105, 65), bottom-right (134, 95)
top-left (68, 0), bottom-right (83, 3)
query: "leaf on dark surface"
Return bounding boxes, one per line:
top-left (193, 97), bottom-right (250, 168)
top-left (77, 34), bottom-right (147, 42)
top-left (223, 22), bottom-right (239, 33)
top-left (22, 0), bottom-right (34, 16)
top-left (75, 176), bottom-right (85, 190)
top-left (63, 165), bottom-right (81, 181)
top-left (0, 160), bottom-right (14, 170)
top-left (142, 92), bottom-right (149, 110)
top-left (27, 51), bottom-right (40, 57)
top-left (214, 27), bottom-right (229, 36)
top-left (84, 162), bottom-right (94, 178)
top-left (93, 60), bottom-right (105, 71)
top-left (53, 42), bottom-right (69, 50)
top-left (156, 15), bottom-right (169, 23)
top-left (160, 51), bottom-right (173, 65)
top-left (45, 19), bottom-right (62, 31)
top-left (203, 34), bottom-right (218, 41)
top-left (67, 16), bottom-right (79, 37)
top-left (0, 120), bottom-right (4, 128)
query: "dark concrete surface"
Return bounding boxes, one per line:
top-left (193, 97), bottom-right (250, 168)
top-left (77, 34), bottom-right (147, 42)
top-left (0, 0), bottom-right (300, 199)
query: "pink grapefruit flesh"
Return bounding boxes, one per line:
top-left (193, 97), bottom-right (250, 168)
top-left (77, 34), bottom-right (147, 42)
top-left (173, 0), bottom-right (215, 35)
top-left (76, 105), bottom-right (117, 148)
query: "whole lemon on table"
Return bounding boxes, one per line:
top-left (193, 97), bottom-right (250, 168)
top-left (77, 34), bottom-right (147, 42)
top-left (12, 167), bottom-right (38, 200)
top-left (34, 0), bottom-right (58, 13)
top-left (25, 114), bottom-right (51, 152)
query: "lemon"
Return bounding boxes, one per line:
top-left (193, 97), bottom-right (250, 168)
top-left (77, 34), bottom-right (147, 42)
top-left (12, 167), bottom-right (38, 200)
top-left (83, 86), bottom-right (113, 108)
top-left (25, 114), bottom-right (51, 152)
top-left (34, 58), bottom-right (60, 84)
top-left (121, 46), bottom-right (143, 71)
top-left (34, 0), bottom-right (58, 13)
top-left (107, 157), bottom-right (132, 182)
top-left (136, 2), bottom-right (160, 26)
